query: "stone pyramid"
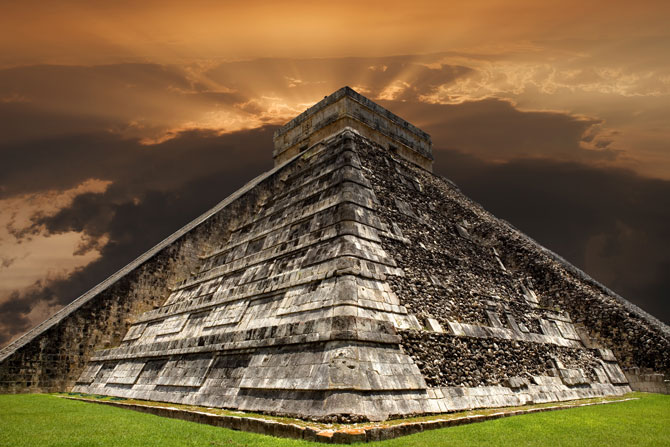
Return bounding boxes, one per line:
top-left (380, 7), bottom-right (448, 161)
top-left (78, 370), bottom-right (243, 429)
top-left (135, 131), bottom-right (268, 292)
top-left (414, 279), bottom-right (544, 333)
top-left (2, 87), bottom-right (668, 421)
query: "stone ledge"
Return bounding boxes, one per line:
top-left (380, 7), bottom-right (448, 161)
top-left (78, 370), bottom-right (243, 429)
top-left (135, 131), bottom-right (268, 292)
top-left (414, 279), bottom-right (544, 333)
top-left (273, 89), bottom-right (433, 170)
top-left (62, 394), bottom-right (638, 444)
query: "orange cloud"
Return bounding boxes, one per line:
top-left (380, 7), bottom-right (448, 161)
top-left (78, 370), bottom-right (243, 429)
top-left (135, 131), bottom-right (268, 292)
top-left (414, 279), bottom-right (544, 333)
top-left (1, 1), bottom-right (668, 66)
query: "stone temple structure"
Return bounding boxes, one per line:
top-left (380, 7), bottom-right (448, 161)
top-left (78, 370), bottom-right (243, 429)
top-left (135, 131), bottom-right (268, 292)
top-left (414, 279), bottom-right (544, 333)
top-left (1, 87), bottom-right (668, 421)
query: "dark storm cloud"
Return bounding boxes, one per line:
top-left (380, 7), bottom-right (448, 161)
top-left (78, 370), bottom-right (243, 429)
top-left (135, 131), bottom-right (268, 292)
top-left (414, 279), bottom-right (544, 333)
top-left (382, 98), bottom-right (620, 163)
top-left (0, 124), bottom-right (274, 199)
top-left (434, 150), bottom-right (670, 323)
top-left (0, 63), bottom-right (250, 144)
top-left (0, 291), bottom-right (34, 344)
top-left (0, 102), bottom-right (113, 145)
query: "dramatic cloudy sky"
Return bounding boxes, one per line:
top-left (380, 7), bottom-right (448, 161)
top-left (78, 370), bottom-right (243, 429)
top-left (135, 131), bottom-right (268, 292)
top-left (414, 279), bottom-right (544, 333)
top-left (1, 0), bottom-right (669, 346)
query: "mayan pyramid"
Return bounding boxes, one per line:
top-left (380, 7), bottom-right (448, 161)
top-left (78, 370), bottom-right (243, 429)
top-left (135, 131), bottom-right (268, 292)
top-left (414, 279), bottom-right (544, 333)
top-left (1, 87), bottom-right (668, 421)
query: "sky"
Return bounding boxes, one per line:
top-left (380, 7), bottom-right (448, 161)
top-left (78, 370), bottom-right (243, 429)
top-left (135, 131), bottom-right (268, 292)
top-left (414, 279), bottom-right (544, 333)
top-left (1, 0), bottom-right (669, 346)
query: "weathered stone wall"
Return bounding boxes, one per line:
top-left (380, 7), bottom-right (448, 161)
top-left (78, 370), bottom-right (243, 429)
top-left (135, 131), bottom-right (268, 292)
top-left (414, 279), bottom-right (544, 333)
top-left (508, 251), bottom-right (670, 373)
top-left (0, 250), bottom-right (185, 392)
top-left (401, 331), bottom-right (603, 388)
top-left (355, 134), bottom-right (669, 383)
top-left (624, 368), bottom-right (670, 394)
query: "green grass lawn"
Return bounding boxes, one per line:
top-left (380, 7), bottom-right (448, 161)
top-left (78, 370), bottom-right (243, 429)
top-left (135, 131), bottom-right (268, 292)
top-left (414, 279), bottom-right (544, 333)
top-left (0, 393), bottom-right (668, 446)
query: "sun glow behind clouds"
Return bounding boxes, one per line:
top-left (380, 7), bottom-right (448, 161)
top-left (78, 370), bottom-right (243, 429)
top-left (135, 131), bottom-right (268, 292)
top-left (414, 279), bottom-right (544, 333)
top-left (96, 50), bottom-right (668, 180)
top-left (137, 94), bottom-right (322, 145)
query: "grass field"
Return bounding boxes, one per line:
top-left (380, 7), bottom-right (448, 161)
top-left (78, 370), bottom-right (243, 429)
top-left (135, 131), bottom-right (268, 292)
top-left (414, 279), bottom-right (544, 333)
top-left (0, 393), bottom-right (668, 446)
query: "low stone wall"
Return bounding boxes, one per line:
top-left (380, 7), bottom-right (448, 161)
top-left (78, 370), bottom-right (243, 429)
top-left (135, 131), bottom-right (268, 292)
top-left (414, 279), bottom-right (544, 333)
top-left (624, 368), bottom-right (670, 394)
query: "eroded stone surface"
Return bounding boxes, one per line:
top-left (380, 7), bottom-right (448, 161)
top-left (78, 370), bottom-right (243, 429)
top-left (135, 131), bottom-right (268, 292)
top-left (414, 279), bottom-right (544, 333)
top-left (354, 134), bottom-right (668, 386)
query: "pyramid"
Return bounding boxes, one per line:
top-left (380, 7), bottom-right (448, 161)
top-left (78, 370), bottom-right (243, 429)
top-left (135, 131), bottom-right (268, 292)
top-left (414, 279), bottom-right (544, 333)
top-left (2, 87), bottom-right (668, 421)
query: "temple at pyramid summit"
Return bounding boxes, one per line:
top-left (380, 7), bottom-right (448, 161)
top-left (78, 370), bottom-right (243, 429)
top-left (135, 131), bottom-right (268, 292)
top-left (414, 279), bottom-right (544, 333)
top-left (1, 87), bottom-right (668, 421)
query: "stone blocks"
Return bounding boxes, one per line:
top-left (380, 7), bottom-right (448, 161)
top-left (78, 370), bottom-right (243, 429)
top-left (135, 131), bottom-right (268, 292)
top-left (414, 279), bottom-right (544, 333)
top-left (273, 87), bottom-right (433, 171)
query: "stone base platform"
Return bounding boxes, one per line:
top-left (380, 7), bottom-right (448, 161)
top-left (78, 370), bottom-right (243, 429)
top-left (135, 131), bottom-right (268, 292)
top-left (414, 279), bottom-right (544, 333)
top-left (624, 368), bottom-right (670, 394)
top-left (62, 392), bottom-right (637, 444)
